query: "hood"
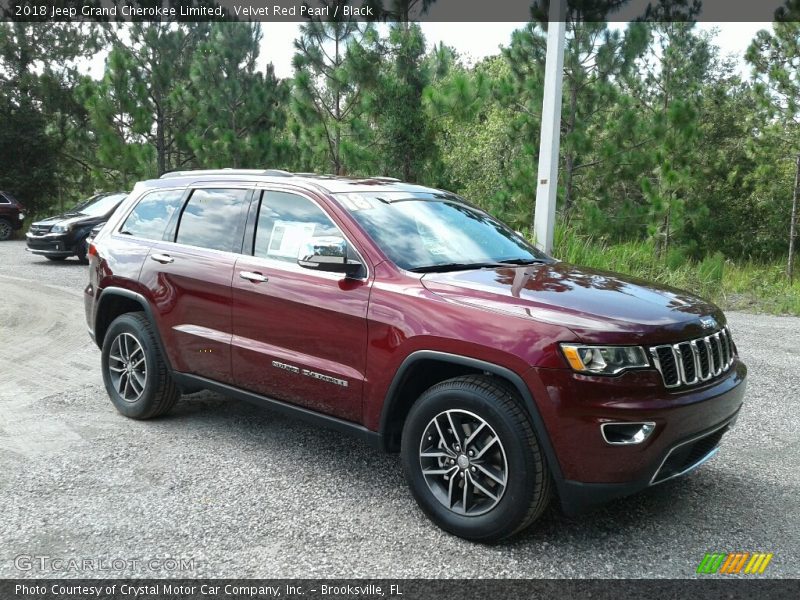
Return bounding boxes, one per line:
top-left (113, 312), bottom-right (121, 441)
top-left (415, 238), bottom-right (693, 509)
top-left (420, 262), bottom-right (726, 345)
top-left (33, 213), bottom-right (103, 227)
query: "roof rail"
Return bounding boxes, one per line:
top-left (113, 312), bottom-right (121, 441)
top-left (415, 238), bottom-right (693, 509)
top-left (159, 169), bottom-right (294, 179)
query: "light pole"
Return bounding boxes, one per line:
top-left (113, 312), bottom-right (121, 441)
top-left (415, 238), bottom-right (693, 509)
top-left (533, 0), bottom-right (566, 255)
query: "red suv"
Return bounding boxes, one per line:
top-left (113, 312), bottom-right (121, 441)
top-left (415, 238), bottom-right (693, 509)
top-left (0, 191), bottom-right (26, 240)
top-left (84, 170), bottom-right (747, 541)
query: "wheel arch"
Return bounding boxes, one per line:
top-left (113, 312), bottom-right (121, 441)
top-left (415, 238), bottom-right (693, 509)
top-left (378, 350), bottom-right (564, 486)
top-left (94, 288), bottom-right (172, 371)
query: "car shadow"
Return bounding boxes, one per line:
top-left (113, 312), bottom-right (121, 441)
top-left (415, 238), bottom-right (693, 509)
top-left (161, 390), bottom-right (789, 554)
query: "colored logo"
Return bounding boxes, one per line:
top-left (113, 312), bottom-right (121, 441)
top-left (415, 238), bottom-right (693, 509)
top-left (696, 552), bottom-right (773, 574)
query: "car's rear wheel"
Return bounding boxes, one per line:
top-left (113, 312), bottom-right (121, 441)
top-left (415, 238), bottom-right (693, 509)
top-left (0, 219), bottom-right (12, 241)
top-left (101, 312), bottom-right (179, 419)
top-left (401, 375), bottom-right (551, 542)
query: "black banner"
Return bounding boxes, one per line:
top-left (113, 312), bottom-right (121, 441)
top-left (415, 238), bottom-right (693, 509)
top-left (1, 0), bottom-right (799, 23)
top-left (2, 579), bottom-right (800, 600)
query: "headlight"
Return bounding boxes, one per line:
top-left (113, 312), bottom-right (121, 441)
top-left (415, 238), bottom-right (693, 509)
top-left (560, 344), bottom-right (649, 375)
top-left (51, 224), bottom-right (71, 233)
top-left (18, 213), bottom-right (25, 220)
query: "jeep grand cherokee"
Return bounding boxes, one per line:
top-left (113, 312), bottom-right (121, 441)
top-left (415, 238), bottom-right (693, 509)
top-left (84, 170), bottom-right (747, 542)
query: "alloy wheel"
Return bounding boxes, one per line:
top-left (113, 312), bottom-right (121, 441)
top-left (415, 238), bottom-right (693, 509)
top-left (107, 332), bottom-right (147, 402)
top-left (418, 409), bottom-right (508, 516)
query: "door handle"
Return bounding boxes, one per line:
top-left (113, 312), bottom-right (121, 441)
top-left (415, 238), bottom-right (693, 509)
top-left (239, 271), bottom-right (268, 283)
top-left (151, 253), bottom-right (174, 264)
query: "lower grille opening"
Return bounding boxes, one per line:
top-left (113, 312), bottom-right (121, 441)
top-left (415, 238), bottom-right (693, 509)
top-left (652, 426), bottom-right (728, 484)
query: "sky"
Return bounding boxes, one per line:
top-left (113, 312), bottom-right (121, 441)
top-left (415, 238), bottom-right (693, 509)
top-left (84, 22), bottom-right (772, 81)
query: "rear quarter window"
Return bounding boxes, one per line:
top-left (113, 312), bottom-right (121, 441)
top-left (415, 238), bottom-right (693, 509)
top-left (120, 190), bottom-right (185, 241)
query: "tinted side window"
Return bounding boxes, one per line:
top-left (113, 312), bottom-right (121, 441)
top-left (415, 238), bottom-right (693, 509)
top-left (175, 188), bottom-right (249, 253)
top-left (254, 191), bottom-right (340, 262)
top-left (0, 193), bottom-right (10, 204)
top-left (121, 190), bottom-right (184, 241)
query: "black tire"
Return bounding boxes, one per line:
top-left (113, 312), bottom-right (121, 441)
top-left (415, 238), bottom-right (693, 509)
top-left (45, 256), bottom-right (68, 261)
top-left (401, 375), bottom-right (551, 542)
top-left (101, 312), bottom-right (180, 419)
top-left (0, 218), bottom-right (12, 241)
top-left (75, 237), bottom-right (89, 264)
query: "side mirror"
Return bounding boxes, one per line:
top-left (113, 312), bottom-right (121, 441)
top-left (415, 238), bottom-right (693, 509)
top-left (297, 236), bottom-right (363, 277)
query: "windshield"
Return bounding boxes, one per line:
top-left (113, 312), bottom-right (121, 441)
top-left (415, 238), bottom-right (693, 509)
top-left (336, 192), bottom-right (550, 272)
top-left (72, 193), bottom-right (127, 217)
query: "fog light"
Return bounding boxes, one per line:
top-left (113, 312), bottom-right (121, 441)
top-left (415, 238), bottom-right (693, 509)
top-left (601, 422), bottom-right (656, 445)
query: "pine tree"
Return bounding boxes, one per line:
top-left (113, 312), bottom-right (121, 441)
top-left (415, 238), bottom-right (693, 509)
top-left (291, 1), bottom-right (379, 175)
top-left (84, 23), bottom-right (209, 178)
top-left (499, 11), bottom-right (644, 231)
top-left (181, 23), bottom-right (289, 169)
top-left (623, 20), bottom-right (711, 257)
top-left (372, 22), bottom-right (437, 182)
top-left (746, 14), bottom-right (800, 281)
top-left (0, 22), bottom-right (101, 209)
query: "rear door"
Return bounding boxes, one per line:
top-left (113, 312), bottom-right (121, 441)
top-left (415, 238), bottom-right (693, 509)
top-left (231, 187), bottom-right (371, 422)
top-left (138, 185), bottom-right (253, 385)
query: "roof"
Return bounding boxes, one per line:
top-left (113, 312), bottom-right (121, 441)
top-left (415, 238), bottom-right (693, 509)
top-left (144, 169), bottom-right (444, 195)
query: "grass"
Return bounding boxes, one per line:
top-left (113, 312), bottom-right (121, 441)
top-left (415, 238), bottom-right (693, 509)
top-left (550, 228), bottom-right (800, 316)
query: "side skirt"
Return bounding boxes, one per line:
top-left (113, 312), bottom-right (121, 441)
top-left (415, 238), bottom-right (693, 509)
top-left (172, 372), bottom-right (383, 449)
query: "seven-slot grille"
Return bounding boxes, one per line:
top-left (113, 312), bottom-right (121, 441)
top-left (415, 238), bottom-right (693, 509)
top-left (650, 327), bottom-right (735, 388)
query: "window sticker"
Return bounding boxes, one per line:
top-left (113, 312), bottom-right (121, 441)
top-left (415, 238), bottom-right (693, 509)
top-left (267, 220), bottom-right (316, 259)
top-left (339, 193), bottom-right (375, 211)
top-left (416, 221), bottom-right (450, 256)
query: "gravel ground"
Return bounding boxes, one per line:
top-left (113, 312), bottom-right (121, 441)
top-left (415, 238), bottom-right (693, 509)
top-left (0, 238), bottom-right (798, 579)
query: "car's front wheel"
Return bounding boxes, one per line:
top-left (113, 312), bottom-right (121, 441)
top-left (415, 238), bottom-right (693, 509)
top-left (75, 237), bottom-right (89, 264)
top-left (401, 375), bottom-right (551, 542)
top-left (101, 312), bottom-right (180, 419)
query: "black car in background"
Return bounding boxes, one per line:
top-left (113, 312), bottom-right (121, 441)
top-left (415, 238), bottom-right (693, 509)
top-left (0, 191), bottom-right (26, 241)
top-left (26, 192), bottom-right (128, 263)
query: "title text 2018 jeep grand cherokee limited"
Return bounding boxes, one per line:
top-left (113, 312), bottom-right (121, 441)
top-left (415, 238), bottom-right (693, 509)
top-left (84, 170), bottom-right (747, 542)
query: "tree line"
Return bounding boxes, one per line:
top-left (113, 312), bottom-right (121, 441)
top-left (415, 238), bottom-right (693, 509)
top-left (0, 3), bottom-right (798, 278)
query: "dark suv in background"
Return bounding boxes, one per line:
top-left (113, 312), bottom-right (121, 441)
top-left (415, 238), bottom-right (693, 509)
top-left (84, 170), bottom-right (747, 542)
top-left (0, 191), bottom-right (26, 241)
top-left (27, 192), bottom-right (127, 263)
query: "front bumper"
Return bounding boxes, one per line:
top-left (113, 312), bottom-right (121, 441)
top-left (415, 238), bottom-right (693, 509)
top-left (558, 410), bottom-right (740, 514)
top-left (26, 233), bottom-right (75, 256)
top-left (525, 361), bottom-right (747, 514)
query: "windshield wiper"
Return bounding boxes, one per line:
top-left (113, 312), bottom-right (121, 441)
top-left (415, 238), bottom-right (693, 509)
top-left (409, 262), bottom-right (508, 273)
top-left (497, 258), bottom-right (547, 265)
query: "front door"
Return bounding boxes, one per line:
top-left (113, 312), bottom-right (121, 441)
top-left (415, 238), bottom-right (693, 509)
top-left (231, 188), bottom-right (371, 422)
